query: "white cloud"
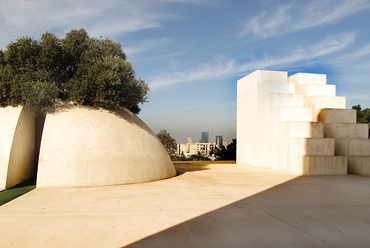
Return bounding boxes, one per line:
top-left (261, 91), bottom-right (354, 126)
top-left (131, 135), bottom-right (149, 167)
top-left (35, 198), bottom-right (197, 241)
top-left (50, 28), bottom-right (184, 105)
top-left (334, 44), bottom-right (370, 63)
top-left (149, 32), bottom-right (355, 89)
top-left (124, 37), bottom-right (170, 58)
top-left (239, 0), bottom-right (370, 38)
top-left (0, 0), bottom-right (203, 48)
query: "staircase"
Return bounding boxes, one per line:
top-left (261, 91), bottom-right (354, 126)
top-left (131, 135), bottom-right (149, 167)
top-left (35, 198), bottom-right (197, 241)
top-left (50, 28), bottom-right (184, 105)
top-left (237, 70), bottom-right (370, 175)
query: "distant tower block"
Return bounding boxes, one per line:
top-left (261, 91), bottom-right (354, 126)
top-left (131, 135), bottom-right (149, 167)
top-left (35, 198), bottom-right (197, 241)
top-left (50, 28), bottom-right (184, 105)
top-left (200, 132), bottom-right (209, 143)
top-left (237, 70), bottom-right (369, 175)
top-left (216, 135), bottom-right (223, 148)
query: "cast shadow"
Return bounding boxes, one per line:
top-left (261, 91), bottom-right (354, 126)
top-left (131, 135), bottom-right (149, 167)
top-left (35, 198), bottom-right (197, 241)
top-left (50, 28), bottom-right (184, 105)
top-left (122, 175), bottom-right (370, 248)
top-left (174, 163), bottom-right (211, 176)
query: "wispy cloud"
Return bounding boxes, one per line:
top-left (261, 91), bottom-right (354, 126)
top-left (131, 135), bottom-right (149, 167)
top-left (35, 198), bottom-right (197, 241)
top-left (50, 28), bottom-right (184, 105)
top-left (0, 0), bottom-right (205, 48)
top-left (124, 37), bottom-right (171, 58)
top-left (239, 0), bottom-right (370, 38)
top-left (150, 32), bottom-right (356, 89)
top-left (334, 44), bottom-right (370, 63)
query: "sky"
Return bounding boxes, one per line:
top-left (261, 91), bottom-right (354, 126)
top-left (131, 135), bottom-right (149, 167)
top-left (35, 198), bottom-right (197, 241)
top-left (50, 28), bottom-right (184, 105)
top-left (1, 0), bottom-right (370, 144)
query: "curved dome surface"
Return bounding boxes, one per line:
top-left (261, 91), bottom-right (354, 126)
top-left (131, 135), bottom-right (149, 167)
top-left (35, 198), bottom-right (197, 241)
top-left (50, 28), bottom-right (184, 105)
top-left (37, 103), bottom-right (176, 187)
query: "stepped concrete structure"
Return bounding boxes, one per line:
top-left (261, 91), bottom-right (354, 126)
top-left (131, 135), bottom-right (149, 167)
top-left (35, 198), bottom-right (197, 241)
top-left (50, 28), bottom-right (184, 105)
top-left (0, 102), bottom-right (176, 188)
top-left (237, 70), bottom-right (370, 175)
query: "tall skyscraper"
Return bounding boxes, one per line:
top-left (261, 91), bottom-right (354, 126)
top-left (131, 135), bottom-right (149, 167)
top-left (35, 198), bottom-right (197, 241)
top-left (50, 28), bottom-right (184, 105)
top-left (200, 131), bottom-right (209, 143)
top-left (216, 135), bottom-right (223, 148)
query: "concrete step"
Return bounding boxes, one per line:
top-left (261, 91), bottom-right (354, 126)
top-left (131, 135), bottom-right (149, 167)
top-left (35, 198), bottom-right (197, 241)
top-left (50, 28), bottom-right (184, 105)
top-left (324, 123), bottom-right (369, 139)
top-left (335, 138), bottom-right (370, 156)
top-left (273, 106), bottom-right (313, 122)
top-left (290, 138), bottom-right (335, 156)
top-left (259, 81), bottom-right (295, 95)
top-left (305, 96), bottom-right (346, 110)
top-left (303, 155), bottom-right (347, 175)
top-left (317, 108), bottom-right (357, 124)
top-left (256, 70), bottom-right (288, 83)
top-left (289, 72), bottom-right (327, 86)
top-left (348, 156), bottom-right (370, 175)
top-left (280, 121), bottom-right (323, 138)
top-left (267, 93), bottom-right (304, 107)
top-left (296, 84), bottom-right (336, 97)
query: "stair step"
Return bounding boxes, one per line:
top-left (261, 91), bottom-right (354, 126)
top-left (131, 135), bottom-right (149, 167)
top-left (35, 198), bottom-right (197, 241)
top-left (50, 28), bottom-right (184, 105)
top-left (289, 72), bottom-right (327, 86)
top-left (305, 96), bottom-right (346, 110)
top-left (260, 81), bottom-right (295, 95)
top-left (256, 70), bottom-right (288, 83)
top-left (296, 84), bottom-right (336, 97)
top-left (335, 139), bottom-right (370, 156)
top-left (324, 123), bottom-right (369, 139)
top-left (318, 108), bottom-right (357, 123)
top-left (267, 93), bottom-right (304, 107)
top-left (289, 138), bottom-right (334, 156)
top-left (303, 156), bottom-right (347, 175)
top-left (348, 157), bottom-right (370, 175)
top-left (280, 121), bottom-right (323, 138)
top-left (273, 107), bottom-right (313, 122)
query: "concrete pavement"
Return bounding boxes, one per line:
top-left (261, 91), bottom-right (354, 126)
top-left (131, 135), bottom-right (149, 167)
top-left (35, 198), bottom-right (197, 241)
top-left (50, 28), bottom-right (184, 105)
top-left (1, 163), bottom-right (370, 247)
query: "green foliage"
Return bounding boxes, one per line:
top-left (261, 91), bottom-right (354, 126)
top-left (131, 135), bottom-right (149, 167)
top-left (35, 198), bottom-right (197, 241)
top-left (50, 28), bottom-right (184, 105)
top-left (0, 29), bottom-right (148, 114)
top-left (157, 133), bottom-right (177, 159)
top-left (216, 139), bottom-right (236, 160)
top-left (0, 178), bottom-right (36, 206)
top-left (189, 152), bottom-right (212, 161)
top-left (352, 104), bottom-right (370, 123)
top-left (352, 104), bottom-right (370, 138)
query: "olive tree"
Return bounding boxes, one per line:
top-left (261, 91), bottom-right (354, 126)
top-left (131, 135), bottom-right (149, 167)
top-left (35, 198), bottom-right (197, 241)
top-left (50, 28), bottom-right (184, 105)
top-left (0, 29), bottom-right (148, 114)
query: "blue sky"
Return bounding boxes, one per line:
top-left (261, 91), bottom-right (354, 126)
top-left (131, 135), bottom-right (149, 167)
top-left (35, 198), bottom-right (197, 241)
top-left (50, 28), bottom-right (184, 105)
top-left (1, 0), bottom-right (370, 143)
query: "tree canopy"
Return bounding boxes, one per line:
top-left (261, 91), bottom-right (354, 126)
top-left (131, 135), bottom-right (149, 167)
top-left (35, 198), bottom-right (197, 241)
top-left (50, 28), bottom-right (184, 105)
top-left (216, 139), bottom-right (236, 160)
top-left (0, 29), bottom-right (149, 114)
top-left (352, 104), bottom-right (370, 138)
top-left (156, 133), bottom-right (177, 160)
top-left (352, 104), bottom-right (370, 123)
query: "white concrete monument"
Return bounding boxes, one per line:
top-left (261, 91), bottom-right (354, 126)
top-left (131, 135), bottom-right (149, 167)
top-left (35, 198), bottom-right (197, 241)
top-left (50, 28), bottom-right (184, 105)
top-left (1, 102), bottom-right (176, 188)
top-left (237, 70), bottom-right (370, 175)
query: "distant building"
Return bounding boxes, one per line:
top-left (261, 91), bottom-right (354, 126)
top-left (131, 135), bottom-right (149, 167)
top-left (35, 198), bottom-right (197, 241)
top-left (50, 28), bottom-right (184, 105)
top-left (159, 129), bottom-right (170, 136)
top-left (177, 137), bottom-right (212, 157)
top-left (200, 132), bottom-right (209, 143)
top-left (215, 135), bottom-right (223, 148)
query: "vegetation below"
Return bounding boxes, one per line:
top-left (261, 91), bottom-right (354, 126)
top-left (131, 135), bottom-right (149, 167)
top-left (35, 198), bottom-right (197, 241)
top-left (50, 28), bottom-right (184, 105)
top-left (0, 178), bottom-right (36, 206)
top-left (352, 104), bottom-right (370, 138)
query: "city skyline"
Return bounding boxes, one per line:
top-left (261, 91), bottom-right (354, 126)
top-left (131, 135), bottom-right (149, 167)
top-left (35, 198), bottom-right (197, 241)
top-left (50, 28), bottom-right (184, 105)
top-left (1, 1), bottom-right (370, 144)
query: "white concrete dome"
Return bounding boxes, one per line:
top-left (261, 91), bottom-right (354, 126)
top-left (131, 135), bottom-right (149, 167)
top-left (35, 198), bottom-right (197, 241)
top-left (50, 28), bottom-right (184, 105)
top-left (37, 102), bottom-right (176, 187)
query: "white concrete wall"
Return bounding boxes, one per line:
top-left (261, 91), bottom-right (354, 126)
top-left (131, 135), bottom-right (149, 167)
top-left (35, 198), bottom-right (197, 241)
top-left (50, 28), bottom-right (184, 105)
top-left (37, 102), bottom-right (176, 187)
top-left (0, 107), bottom-right (35, 189)
top-left (237, 70), bottom-right (353, 175)
top-left (0, 107), bottom-right (22, 189)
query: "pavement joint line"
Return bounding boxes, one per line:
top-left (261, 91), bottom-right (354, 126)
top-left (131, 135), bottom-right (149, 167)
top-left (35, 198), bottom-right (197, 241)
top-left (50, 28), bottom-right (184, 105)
top-left (257, 207), bottom-right (337, 248)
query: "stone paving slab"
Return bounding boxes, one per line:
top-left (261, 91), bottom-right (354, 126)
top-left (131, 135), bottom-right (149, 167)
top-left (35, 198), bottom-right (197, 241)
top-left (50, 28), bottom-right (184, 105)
top-left (0, 164), bottom-right (370, 247)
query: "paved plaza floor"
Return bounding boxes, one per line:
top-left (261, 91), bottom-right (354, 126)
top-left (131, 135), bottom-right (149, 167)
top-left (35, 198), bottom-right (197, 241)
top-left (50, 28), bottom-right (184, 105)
top-left (1, 163), bottom-right (370, 247)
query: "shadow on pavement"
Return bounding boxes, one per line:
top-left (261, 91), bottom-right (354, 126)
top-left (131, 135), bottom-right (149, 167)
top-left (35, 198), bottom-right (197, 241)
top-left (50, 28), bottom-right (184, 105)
top-left (174, 163), bottom-right (211, 175)
top-left (123, 175), bottom-right (370, 248)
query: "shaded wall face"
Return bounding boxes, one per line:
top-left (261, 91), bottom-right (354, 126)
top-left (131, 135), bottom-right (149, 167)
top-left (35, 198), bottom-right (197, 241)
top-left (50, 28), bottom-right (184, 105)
top-left (34, 114), bottom-right (46, 171)
top-left (0, 107), bottom-right (23, 189)
top-left (5, 108), bottom-right (36, 189)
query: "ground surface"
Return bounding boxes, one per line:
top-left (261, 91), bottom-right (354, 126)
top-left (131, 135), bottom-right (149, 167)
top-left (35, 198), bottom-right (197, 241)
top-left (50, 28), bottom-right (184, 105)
top-left (0, 163), bottom-right (370, 247)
